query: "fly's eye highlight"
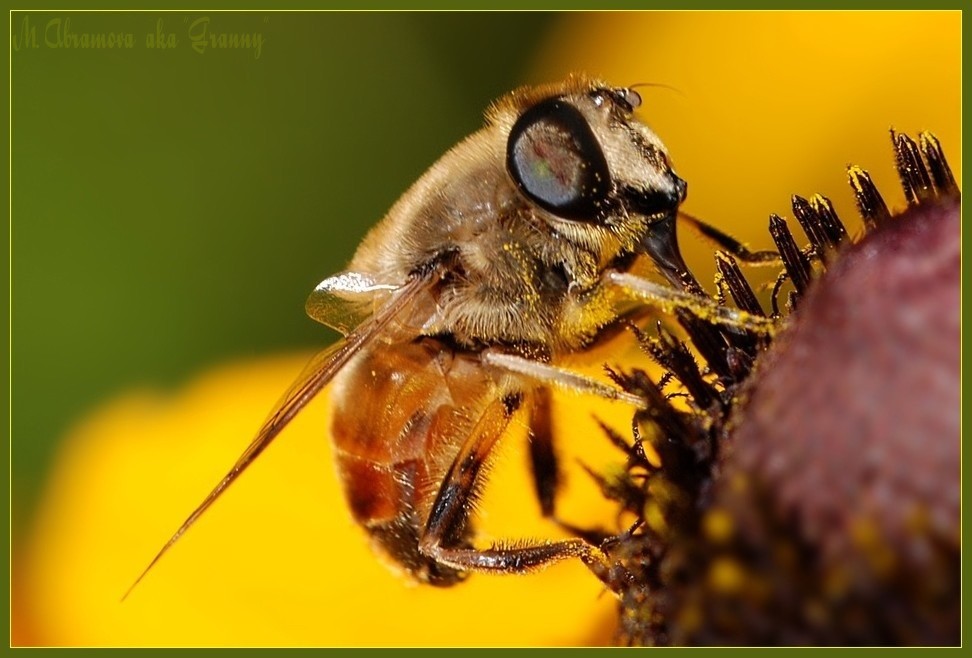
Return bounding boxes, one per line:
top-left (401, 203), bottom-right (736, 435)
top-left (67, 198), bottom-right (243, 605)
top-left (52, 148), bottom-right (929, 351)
top-left (507, 98), bottom-right (611, 221)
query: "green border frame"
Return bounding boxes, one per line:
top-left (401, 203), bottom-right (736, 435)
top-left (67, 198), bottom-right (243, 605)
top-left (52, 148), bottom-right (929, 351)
top-left (3, 4), bottom-right (967, 652)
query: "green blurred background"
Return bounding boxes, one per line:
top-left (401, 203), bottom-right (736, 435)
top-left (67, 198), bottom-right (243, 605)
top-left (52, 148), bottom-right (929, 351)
top-left (11, 11), bottom-right (558, 535)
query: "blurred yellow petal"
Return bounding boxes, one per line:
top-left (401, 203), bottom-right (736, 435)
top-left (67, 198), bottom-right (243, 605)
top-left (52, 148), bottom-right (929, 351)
top-left (533, 11), bottom-right (960, 283)
top-left (22, 354), bottom-right (620, 646)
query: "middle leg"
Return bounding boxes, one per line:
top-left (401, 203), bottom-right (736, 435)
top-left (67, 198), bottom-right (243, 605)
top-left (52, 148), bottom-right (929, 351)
top-left (528, 386), bottom-right (559, 519)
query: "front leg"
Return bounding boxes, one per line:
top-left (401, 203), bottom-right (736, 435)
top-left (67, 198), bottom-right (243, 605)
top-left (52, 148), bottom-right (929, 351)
top-left (604, 271), bottom-right (778, 336)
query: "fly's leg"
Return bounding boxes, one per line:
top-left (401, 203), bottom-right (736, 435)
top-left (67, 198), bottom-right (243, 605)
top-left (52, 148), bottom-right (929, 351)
top-left (483, 349), bottom-right (647, 533)
top-left (677, 210), bottom-right (781, 265)
top-left (604, 270), bottom-right (778, 336)
top-left (527, 386), bottom-right (559, 518)
top-left (481, 351), bottom-right (647, 408)
top-left (525, 380), bottom-right (626, 544)
top-left (418, 391), bottom-right (615, 585)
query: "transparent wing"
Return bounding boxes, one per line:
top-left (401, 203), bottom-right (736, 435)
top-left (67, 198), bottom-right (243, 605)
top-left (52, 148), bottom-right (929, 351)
top-left (305, 270), bottom-right (400, 336)
top-left (123, 270), bottom-right (439, 600)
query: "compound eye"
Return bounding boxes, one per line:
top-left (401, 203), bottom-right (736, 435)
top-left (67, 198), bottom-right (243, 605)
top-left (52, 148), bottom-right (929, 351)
top-left (507, 98), bottom-right (611, 221)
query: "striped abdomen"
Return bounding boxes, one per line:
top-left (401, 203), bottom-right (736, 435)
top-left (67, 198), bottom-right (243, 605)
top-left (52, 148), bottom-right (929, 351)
top-left (329, 337), bottom-right (494, 585)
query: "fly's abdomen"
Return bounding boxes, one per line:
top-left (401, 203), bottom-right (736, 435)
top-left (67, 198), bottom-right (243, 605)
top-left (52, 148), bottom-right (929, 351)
top-left (329, 337), bottom-right (491, 584)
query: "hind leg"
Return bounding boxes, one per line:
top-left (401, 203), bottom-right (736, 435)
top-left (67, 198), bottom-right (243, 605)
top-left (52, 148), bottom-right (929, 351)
top-left (418, 391), bottom-right (613, 582)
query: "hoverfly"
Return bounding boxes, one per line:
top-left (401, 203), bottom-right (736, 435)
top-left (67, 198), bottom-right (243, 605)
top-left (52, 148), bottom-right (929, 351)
top-left (125, 75), bottom-right (773, 595)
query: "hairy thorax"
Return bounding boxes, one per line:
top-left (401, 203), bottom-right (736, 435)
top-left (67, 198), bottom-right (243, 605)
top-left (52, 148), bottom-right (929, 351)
top-left (348, 131), bottom-right (632, 354)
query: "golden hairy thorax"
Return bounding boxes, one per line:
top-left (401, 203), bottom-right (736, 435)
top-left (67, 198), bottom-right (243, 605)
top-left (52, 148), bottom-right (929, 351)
top-left (347, 75), bottom-right (676, 354)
